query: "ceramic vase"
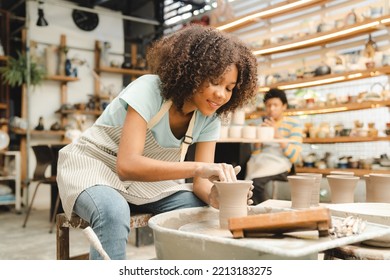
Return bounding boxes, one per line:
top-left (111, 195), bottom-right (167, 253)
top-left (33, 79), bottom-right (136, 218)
top-left (366, 174), bottom-right (390, 203)
top-left (214, 180), bottom-right (252, 229)
top-left (287, 175), bottom-right (315, 209)
top-left (296, 173), bottom-right (322, 206)
top-left (327, 175), bottom-right (359, 203)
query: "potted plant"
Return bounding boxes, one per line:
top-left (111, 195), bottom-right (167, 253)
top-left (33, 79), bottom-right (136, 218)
top-left (0, 51), bottom-right (45, 87)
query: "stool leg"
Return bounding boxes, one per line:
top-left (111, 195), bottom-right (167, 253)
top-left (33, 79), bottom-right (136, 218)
top-left (22, 182), bottom-right (41, 228)
top-left (56, 214), bottom-right (70, 260)
top-left (49, 194), bottom-right (60, 234)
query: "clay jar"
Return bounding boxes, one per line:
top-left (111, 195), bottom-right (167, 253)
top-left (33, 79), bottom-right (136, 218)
top-left (257, 126), bottom-right (274, 141)
top-left (296, 173), bottom-right (323, 206)
top-left (214, 180), bottom-right (252, 229)
top-left (326, 175), bottom-right (359, 203)
top-left (287, 175), bottom-right (315, 209)
top-left (365, 174), bottom-right (390, 203)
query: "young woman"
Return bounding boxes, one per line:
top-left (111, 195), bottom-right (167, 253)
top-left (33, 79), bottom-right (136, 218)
top-left (57, 24), bottom-right (258, 259)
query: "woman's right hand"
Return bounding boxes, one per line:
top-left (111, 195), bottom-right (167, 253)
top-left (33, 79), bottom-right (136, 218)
top-left (194, 163), bottom-right (241, 182)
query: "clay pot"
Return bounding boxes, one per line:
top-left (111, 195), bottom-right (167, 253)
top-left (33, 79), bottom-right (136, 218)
top-left (327, 175), bottom-right (359, 203)
top-left (287, 175), bottom-right (315, 209)
top-left (214, 180), bottom-right (252, 229)
top-left (296, 173), bottom-right (322, 206)
top-left (257, 126), bottom-right (274, 141)
top-left (365, 174), bottom-right (390, 203)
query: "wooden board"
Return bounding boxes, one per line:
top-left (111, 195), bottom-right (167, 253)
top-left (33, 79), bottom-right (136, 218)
top-left (229, 207), bottom-right (331, 238)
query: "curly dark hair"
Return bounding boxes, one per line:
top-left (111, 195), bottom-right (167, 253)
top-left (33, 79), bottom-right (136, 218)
top-left (146, 24), bottom-right (258, 116)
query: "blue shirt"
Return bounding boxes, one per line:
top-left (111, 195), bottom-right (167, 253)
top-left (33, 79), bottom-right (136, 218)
top-left (96, 74), bottom-right (221, 148)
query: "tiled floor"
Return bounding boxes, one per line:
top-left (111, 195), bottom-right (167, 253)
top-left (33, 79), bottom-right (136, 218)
top-left (0, 206), bottom-right (156, 260)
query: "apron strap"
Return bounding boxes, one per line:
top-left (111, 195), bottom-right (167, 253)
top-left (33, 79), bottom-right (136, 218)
top-left (147, 100), bottom-right (172, 130)
top-left (147, 99), bottom-right (196, 163)
top-left (180, 110), bottom-right (196, 162)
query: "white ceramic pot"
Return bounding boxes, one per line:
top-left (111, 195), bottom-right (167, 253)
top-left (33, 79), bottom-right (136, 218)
top-left (257, 126), bottom-right (274, 141)
top-left (219, 126), bottom-right (229, 139)
top-left (242, 126), bottom-right (257, 139)
top-left (229, 126), bottom-right (242, 138)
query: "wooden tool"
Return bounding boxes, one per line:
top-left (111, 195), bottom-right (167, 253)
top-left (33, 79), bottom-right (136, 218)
top-left (228, 207), bottom-right (332, 238)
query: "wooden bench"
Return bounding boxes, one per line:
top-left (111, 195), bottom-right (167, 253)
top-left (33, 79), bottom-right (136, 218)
top-left (56, 212), bottom-right (153, 260)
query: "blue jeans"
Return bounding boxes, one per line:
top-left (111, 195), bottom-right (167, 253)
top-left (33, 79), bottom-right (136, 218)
top-left (73, 185), bottom-right (206, 260)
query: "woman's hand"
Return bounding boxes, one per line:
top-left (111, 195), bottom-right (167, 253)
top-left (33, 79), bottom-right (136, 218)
top-left (194, 164), bottom-right (241, 182)
top-left (209, 183), bottom-right (254, 209)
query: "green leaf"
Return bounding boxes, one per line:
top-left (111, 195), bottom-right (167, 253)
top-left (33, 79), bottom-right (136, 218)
top-left (0, 51), bottom-right (46, 87)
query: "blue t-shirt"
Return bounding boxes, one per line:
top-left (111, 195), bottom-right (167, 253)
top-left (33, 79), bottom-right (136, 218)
top-left (95, 74), bottom-right (221, 148)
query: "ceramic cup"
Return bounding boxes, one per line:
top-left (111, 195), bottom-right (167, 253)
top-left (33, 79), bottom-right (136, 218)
top-left (231, 109), bottom-right (246, 125)
top-left (366, 173), bottom-right (390, 203)
top-left (296, 173), bottom-right (322, 206)
top-left (287, 175), bottom-right (315, 209)
top-left (214, 180), bottom-right (252, 229)
top-left (229, 126), bottom-right (242, 138)
top-left (363, 174), bottom-right (372, 202)
top-left (257, 126), bottom-right (274, 141)
top-left (242, 126), bottom-right (257, 139)
top-left (327, 175), bottom-right (359, 203)
top-left (219, 126), bottom-right (229, 139)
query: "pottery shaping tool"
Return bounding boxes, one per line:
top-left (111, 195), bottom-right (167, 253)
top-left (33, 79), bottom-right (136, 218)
top-left (83, 226), bottom-right (111, 260)
top-left (228, 207), bottom-right (331, 238)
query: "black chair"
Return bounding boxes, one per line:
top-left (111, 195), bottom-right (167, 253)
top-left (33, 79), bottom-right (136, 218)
top-left (22, 145), bottom-right (59, 233)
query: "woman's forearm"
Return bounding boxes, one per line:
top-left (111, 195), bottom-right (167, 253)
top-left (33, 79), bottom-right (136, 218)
top-left (117, 155), bottom-right (201, 182)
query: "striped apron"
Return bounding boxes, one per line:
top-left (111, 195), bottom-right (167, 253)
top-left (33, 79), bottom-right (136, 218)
top-left (57, 100), bottom-right (196, 219)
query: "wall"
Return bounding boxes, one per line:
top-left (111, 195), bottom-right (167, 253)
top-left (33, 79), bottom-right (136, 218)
top-left (26, 0), bottom-right (125, 209)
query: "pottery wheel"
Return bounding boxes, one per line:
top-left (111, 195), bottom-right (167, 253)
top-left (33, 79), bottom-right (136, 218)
top-left (178, 219), bottom-right (233, 238)
top-left (361, 239), bottom-right (390, 248)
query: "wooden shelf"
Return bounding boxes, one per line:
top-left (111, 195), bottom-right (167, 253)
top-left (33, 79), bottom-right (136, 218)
top-left (56, 109), bottom-right (102, 116)
top-left (45, 75), bottom-right (80, 82)
top-left (12, 128), bottom-right (65, 136)
top-left (216, 0), bottom-right (328, 32)
top-left (96, 66), bottom-right (149, 76)
top-left (0, 102), bottom-right (7, 109)
top-left (253, 15), bottom-right (390, 56)
top-left (260, 66), bottom-right (390, 91)
top-left (303, 136), bottom-right (390, 144)
top-left (247, 100), bottom-right (390, 119)
top-left (295, 167), bottom-right (390, 177)
top-left (0, 55), bottom-right (7, 61)
top-left (217, 138), bottom-right (291, 143)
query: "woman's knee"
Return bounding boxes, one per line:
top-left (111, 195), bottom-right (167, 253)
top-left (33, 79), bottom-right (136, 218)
top-left (76, 185), bottom-right (130, 227)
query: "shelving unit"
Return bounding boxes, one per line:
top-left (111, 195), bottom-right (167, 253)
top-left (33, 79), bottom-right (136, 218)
top-left (303, 136), bottom-right (390, 144)
top-left (295, 167), bottom-right (390, 176)
top-left (248, 100), bottom-right (390, 118)
top-left (220, 0), bottom-right (390, 177)
top-left (253, 15), bottom-right (390, 56)
top-left (259, 66), bottom-right (390, 91)
top-left (93, 40), bottom-right (149, 98)
top-left (0, 9), bottom-right (10, 132)
top-left (0, 151), bottom-right (21, 212)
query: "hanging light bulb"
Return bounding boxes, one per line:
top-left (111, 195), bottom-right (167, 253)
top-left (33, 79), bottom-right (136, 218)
top-left (36, 1), bottom-right (49, 27)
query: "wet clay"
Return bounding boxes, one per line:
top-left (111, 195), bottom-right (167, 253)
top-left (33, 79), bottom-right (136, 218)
top-left (287, 175), bottom-right (315, 209)
top-left (214, 180), bottom-right (252, 229)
